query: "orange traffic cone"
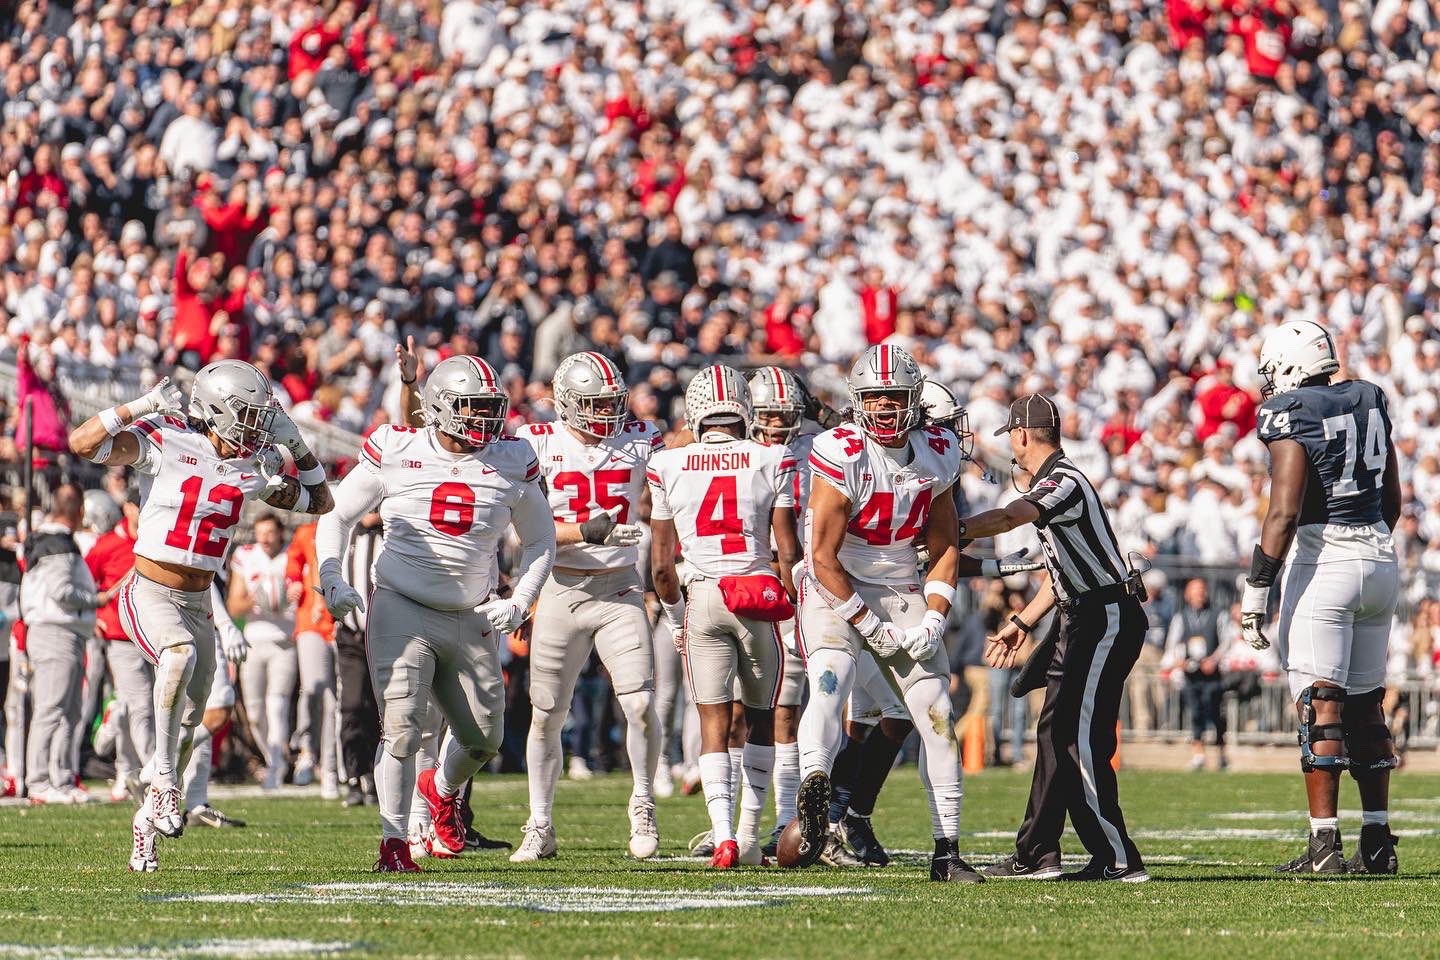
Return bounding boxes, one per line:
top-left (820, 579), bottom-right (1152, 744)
top-left (962, 713), bottom-right (986, 774)
top-left (1111, 721), bottom-right (1122, 772)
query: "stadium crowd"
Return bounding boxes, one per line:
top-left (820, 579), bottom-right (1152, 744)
top-left (7, 0), bottom-right (1440, 801)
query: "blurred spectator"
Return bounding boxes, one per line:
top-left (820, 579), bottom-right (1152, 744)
top-left (1164, 578), bottom-right (1228, 771)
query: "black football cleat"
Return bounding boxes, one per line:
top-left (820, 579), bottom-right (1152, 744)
top-left (185, 805), bottom-right (246, 829)
top-left (840, 813), bottom-right (890, 867)
top-left (1274, 828), bottom-right (1346, 875)
top-left (1346, 824), bottom-right (1398, 875)
top-left (929, 839), bottom-right (983, 884)
top-left (1059, 858), bottom-right (1150, 882)
top-left (465, 826), bottom-right (513, 851)
top-left (790, 771), bottom-right (830, 869)
top-left (983, 851), bottom-right (1063, 880)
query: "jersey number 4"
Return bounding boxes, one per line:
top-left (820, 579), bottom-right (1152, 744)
top-left (1323, 409), bottom-right (1386, 498)
top-left (848, 490), bottom-right (932, 546)
top-left (164, 476), bottom-right (244, 558)
top-left (697, 475), bottom-right (746, 555)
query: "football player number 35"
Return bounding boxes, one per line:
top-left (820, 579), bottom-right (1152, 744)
top-left (164, 476), bottom-right (244, 557)
top-left (1323, 409), bottom-right (1386, 498)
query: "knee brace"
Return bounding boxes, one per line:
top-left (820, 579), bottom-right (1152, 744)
top-left (1298, 685), bottom-right (1348, 773)
top-left (1343, 686), bottom-right (1397, 778)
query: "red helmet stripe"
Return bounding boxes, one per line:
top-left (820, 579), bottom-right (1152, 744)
top-left (464, 355), bottom-right (495, 388)
top-left (879, 344), bottom-right (891, 380)
top-left (772, 367), bottom-right (786, 402)
top-left (713, 365), bottom-right (725, 401)
top-left (585, 352), bottom-right (616, 387)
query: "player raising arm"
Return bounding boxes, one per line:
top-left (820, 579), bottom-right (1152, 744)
top-left (68, 360), bottom-right (332, 871)
top-left (1242, 321), bottom-right (1402, 876)
top-left (315, 355), bottom-right (556, 872)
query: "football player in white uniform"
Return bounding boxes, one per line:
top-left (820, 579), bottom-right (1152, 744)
top-left (182, 582), bottom-right (248, 829)
top-left (316, 355), bottom-right (556, 872)
top-left (229, 514), bottom-right (297, 790)
top-left (510, 351), bottom-right (663, 863)
top-left (793, 345), bottom-right (979, 882)
top-left (650, 365), bottom-right (801, 867)
top-left (68, 359), bottom-right (334, 870)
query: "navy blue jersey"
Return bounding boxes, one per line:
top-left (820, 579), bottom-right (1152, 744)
top-left (1256, 380), bottom-right (1391, 527)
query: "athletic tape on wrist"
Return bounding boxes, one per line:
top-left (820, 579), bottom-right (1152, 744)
top-left (293, 486), bottom-right (311, 513)
top-left (99, 407), bottom-right (125, 436)
top-left (297, 464), bottom-right (326, 486)
top-left (1240, 581), bottom-right (1270, 616)
top-left (854, 609), bottom-right (881, 637)
top-left (661, 598), bottom-right (686, 629)
top-left (1248, 544), bottom-right (1283, 587)
top-left (923, 581), bottom-right (956, 606)
top-left (832, 591), bottom-right (865, 621)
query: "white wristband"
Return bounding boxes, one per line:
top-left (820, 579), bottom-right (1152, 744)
top-left (832, 591), bottom-right (865, 621)
top-left (854, 609), bottom-right (881, 637)
top-left (99, 407), bottom-right (125, 436)
top-left (297, 464), bottom-right (326, 485)
top-left (923, 581), bottom-right (956, 606)
top-left (661, 598), bottom-right (686, 631)
top-left (1240, 581), bottom-right (1270, 616)
top-left (292, 486), bottom-right (311, 513)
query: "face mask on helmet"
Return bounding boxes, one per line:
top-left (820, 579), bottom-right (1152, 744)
top-left (209, 396), bottom-right (277, 459)
top-left (929, 408), bottom-right (975, 460)
top-left (564, 388), bottom-right (629, 438)
top-left (854, 388), bottom-right (918, 442)
top-left (440, 392), bottom-right (508, 448)
top-left (752, 406), bottom-right (801, 444)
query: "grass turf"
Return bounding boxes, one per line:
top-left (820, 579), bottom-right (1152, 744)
top-left (1, 768), bottom-right (1437, 959)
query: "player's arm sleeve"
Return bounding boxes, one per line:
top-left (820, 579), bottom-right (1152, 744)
top-left (507, 478), bottom-right (557, 611)
top-left (122, 416), bottom-right (164, 475)
top-left (315, 462), bottom-right (385, 575)
top-left (646, 462), bottom-right (673, 520)
top-left (210, 582), bottom-right (240, 634)
top-left (773, 453), bottom-right (797, 509)
top-left (1023, 474), bottom-right (1084, 528)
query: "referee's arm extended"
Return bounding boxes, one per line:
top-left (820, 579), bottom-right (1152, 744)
top-left (958, 499), bottom-right (1052, 670)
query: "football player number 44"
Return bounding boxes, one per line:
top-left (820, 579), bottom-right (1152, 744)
top-left (164, 476), bottom-right (245, 557)
top-left (1323, 409), bottom-right (1385, 498)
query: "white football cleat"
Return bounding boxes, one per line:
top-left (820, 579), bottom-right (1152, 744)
top-left (129, 804), bottom-right (159, 872)
top-left (568, 756), bottom-right (593, 780)
top-left (509, 820), bottom-right (557, 863)
top-left (66, 784), bottom-right (93, 804)
top-left (148, 785), bottom-right (185, 838)
top-left (408, 832), bottom-right (429, 861)
top-left (737, 839), bottom-right (765, 866)
top-left (29, 785), bottom-right (75, 806)
top-left (109, 779), bottom-right (132, 804)
top-left (628, 798), bottom-right (660, 859)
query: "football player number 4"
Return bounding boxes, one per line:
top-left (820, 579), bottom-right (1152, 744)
top-left (1323, 409), bottom-right (1385, 498)
top-left (697, 475), bottom-right (746, 555)
top-left (164, 476), bottom-right (244, 557)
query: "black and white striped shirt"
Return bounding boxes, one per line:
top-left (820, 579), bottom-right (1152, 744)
top-left (1023, 451), bottom-right (1126, 602)
top-left (343, 524), bottom-right (382, 633)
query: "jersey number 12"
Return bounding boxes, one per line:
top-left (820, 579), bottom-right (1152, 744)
top-left (1323, 409), bottom-right (1385, 498)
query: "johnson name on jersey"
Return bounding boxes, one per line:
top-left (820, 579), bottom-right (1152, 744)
top-left (521, 418), bottom-right (663, 571)
top-left (1257, 379), bottom-right (1396, 562)
top-left (358, 423), bottom-right (542, 610)
top-left (648, 438), bottom-right (796, 579)
top-left (126, 414), bottom-right (276, 573)
top-left (807, 423), bottom-right (962, 584)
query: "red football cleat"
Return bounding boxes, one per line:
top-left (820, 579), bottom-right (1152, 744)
top-left (416, 769), bottom-right (465, 856)
top-left (375, 837), bottom-right (422, 873)
top-left (710, 839), bottom-right (740, 869)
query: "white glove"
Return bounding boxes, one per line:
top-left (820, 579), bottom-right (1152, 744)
top-left (981, 548), bottom-right (1044, 577)
top-left (1240, 581), bottom-right (1270, 651)
top-left (219, 621), bottom-right (249, 664)
top-left (129, 377), bottom-right (185, 417)
top-left (902, 610), bottom-right (946, 661)
top-left (856, 610), bottom-right (905, 658)
top-left (661, 598), bottom-right (686, 652)
top-left (256, 446), bottom-right (288, 498)
top-left (12, 649), bottom-right (31, 695)
top-left (478, 598), bottom-right (527, 635)
top-left (318, 570), bottom-right (364, 620)
top-left (269, 408), bottom-right (312, 461)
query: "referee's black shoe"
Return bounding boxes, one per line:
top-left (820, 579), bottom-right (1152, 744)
top-left (791, 771), bottom-right (830, 869)
top-left (1060, 858), bottom-right (1151, 883)
top-left (983, 851), bottom-right (1063, 880)
top-left (930, 839), bottom-right (983, 884)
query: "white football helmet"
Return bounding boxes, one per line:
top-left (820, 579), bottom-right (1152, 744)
top-left (920, 378), bottom-right (974, 460)
top-left (848, 344), bottom-right (923, 442)
top-left (422, 355), bottom-right (509, 448)
top-left (1258, 320), bottom-right (1339, 398)
top-left (685, 364), bottom-right (752, 435)
top-left (554, 351), bottom-right (628, 438)
top-left (748, 366), bottom-right (804, 444)
top-left (83, 490), bottom-right (122, 534)
top-left (189, 359), bottom-right (277, 457)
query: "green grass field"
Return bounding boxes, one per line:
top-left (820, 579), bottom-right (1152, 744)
top-left (2, 768), bottom-right (1438, 960)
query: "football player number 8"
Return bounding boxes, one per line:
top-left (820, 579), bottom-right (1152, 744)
top-left (430, 481), bottom-right (476, 535)
top-left (1323, 409), bottom-right (1385, 498)
top-left (164, 476), bottom-right (244, 557)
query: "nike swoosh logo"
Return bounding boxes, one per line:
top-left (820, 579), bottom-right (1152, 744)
top-left (240, 474), bottom-right (257, 481)
top-left (1103, 868), bottom-right (1127, 880)
top-left (480, 467), bottom-right (497, 475)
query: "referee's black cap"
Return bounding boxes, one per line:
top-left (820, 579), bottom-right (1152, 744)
top-left (994, 393), bottom-right (1060, 435)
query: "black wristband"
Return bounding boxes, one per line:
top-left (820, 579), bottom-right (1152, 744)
top-left (1247, 544), bottom-right (1283, 587)
top-left (1010, 614), bottom-right (1033, 635)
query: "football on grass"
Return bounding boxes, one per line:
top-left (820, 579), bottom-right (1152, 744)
top-left (776, 819), bottom-right (806, 868)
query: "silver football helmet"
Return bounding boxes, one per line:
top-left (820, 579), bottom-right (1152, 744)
top-left (422, 355), bottom-right (508, 448)
top-left (554, 351), bottom-right (628, 438)
top-left (189, 359), bottom-right (277, 457)
top-left (83, 490), bottom-right (122, 534)
top-left (920, 378), bottom-right (974, 460)
top-left (686, 364), bottom-right (752, 435)
top-left (748, 366), bottom-right (805, 444)
top-left (1258, 320), bottom-right (1339, 398)
top-left (848, 344), bottom-right (923, 442)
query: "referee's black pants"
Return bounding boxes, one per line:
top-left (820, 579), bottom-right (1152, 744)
top-left (334, 625), bottom-right (380, 781)
top-left (1015, 595), bottom-right (1145, 870)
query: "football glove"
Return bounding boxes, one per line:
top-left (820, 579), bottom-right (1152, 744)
top-left (478, 598), bottom-right (527, 635)
top-left (1240, 581), bottom-right (1270, 650)
top-left (129, 377), bottom-right (185, 417)
top-left (856, 610), bottom-right (904, 658)
top-left (219, 620), bottom-right (249, 664)
top-left (661, 598), bottom-right (686, 651)
top-left (269, 409), bottom-right (312, 462)
top-left (981, 548), bottom-right (1043, 577)
top-left (901, 610), bottom-right (946, 661)
top-left (318, 569), bottom-right (364, 620)
top-left (579, 506), bottom-right (641, 546)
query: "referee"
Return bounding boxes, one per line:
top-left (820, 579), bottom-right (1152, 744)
top-left (956, 394), bottom-right (1148, 883)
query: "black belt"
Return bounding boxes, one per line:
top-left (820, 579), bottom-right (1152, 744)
top-left (1058, 580), bottom-right (1138, 612)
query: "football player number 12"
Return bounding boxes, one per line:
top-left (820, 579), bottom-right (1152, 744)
top-left (164, 476), bottom-right (244, 557)
top-left (1323, 409), bottom-right (1385, 498)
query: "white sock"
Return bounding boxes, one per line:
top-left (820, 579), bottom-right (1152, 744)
top-left (798, 648), bottom-right (856, 778)
top-left (772, 741), bottom-right (800, 828)
top-left (150, 646), bottom-right (196, 790)
top-left (525, 705), bottom-right (563, 826)
top-left (698, 751), bottom-right (735, 844)
top-left (905, 676), bottom-right (962, 841)
top-left (737, 743), bottom-right (774, 847)
top-left (1362, 810), bottom-right (1389, 827)
top-left (375, 745), bottom-right (416, 840)
top-left (618, 690), bottom-right (659, 802)
top-left (182, 724), bottom-right (213, 811)
top-left (727, 746), bottom-right (743, 799)
top-left (436, 730), bottom-right (487, 797)
top-left (1310, 816), bottom-right (1340, 835)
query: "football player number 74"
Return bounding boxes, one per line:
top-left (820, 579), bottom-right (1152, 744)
top-left (1323, 409), bottom-right (1385, 498)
